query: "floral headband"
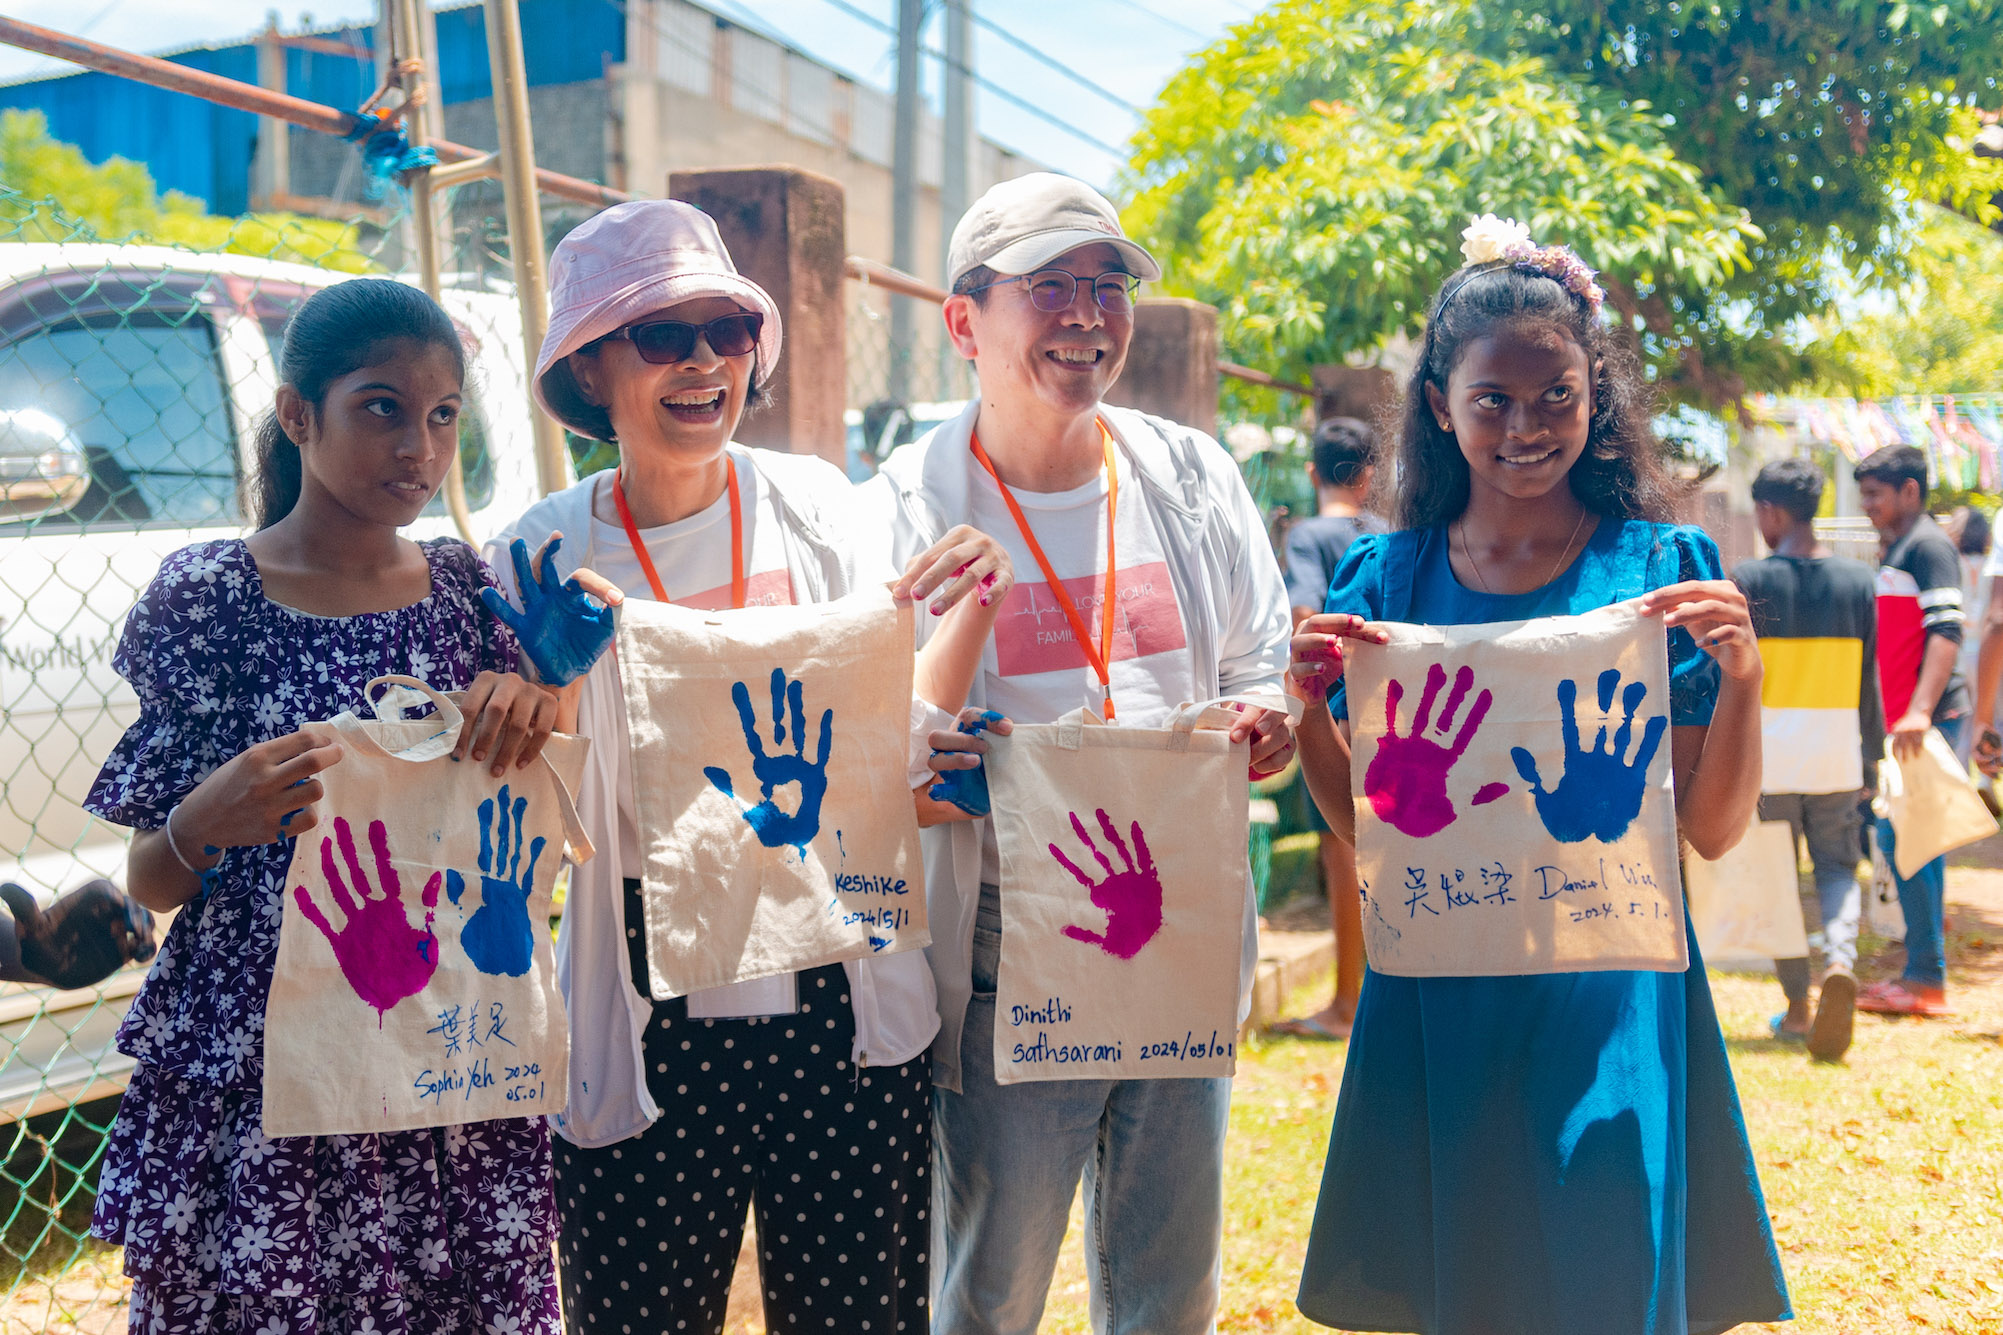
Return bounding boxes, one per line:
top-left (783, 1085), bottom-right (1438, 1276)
top-left (1436, 214), bottom-right (1607, 317)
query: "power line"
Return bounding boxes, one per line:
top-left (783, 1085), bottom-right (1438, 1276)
top-left (1094, 0), bottom-right (1208, 43)
top-left (805, 0), bottom-right (1127, 156)
top-left (963, 9), bottom-right (1138, 115)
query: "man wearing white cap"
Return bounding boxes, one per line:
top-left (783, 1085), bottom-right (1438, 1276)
top-left (866, 174), bottom-right (1294, 1333)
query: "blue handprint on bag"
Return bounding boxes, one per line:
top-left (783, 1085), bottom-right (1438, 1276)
top-left (1509, 668), bottom-right (1668, 844)
top-left (445, 782), bottom-right (545, 977)
top-left (479, 535), bottom-right (614, 686)
top-left (704, 668), bottom-right (834, 859)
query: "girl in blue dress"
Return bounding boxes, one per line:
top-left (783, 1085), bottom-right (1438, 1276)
top-left (1287, 224), bottom-right (1791, 1335)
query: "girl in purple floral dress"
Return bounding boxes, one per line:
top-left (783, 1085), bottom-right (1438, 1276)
top-left (86, 280), bottom-right (567, 1335)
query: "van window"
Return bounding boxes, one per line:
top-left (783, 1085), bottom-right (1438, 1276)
top-left (0, 318), bottom-right (238, 531)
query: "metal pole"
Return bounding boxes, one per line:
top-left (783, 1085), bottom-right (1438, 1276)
top-left (384, 0), bottom-right (476, 542)
top-left (483, 0), bottom-right (567, 498)
top-left (252, 14), bottom-right (290, 210)
top-left (939, 0), bottom-right (971, 397)
top-left (888, 0), bottom-right (922, 404)
top-left (0, 14), bottom-right (632, 211)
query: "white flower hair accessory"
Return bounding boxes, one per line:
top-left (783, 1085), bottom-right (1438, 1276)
top-left (1460, 214), bottom-right (1534, 265)
top-left (1444, 215), bottom-right (1606, 315)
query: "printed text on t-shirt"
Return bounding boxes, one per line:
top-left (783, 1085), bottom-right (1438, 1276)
top-left (992, 560), bottom-right (1187, 677)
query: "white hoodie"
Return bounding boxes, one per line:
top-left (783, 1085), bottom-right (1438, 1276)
top-left (858, 401), bottom-right (1291, 1094)
top-left (488, 445), bottom-right (940, 1149)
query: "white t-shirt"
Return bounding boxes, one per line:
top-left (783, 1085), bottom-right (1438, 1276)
top-left (575, 459), bottom-right (799, 1017)
top-left (968, 455), bottom-right (1200, 883)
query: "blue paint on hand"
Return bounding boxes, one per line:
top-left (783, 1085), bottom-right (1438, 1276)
top-left (480, 535), bottom-right (614, 687)
top-left (1509, 669), bottom-right (1667, 844)
top-left (704, 668), bottom-right (834, 859)
top-left (927, 710), bottom-right (1003, 817)
top-left (449, 782), bottom-right (544, 977)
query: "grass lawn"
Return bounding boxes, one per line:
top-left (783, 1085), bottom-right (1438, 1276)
top-left (1036, 861), bottom-right (2003, 1335)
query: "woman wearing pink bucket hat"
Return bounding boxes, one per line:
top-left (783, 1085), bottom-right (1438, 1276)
top-left (483, 198), bottom-right (1012, 1334)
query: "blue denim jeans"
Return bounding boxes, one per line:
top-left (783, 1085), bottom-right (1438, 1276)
top-left (1876, 716), bottom-right (1963, 989)
top-left (931, 886), bottom-right (1229, 1335)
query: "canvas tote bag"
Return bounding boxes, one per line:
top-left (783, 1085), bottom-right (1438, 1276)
top-left (985, 694), bottom-right (1297, 1083)
top-left (617, 586), bottom-right (926, 999)
top-left (263, 675), bottom-right (591, 1137)
top-left (1343, 600), bottom-right (1687, 977)
top-left (1684, 819), bottom-right (1811, 969)
top-left (1878, 728), bottom-right (1998, 878)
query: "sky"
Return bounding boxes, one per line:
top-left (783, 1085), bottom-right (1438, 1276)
top-left (0, 0), bottom-right (1259, 186)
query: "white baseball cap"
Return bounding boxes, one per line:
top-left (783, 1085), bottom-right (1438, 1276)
top-left (946, 173), bottom-right (1162, 292)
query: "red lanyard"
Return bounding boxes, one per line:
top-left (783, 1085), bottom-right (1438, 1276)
top-left (611, 462), bottom-right (746, 609)
top-left (969, 419), bottom-right (1119, 720)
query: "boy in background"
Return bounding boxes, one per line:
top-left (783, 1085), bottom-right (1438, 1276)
top-left (1854, 444), bottom-right (1966, 1016)
top-left (1734, 459), bottom-right (1882, 1060)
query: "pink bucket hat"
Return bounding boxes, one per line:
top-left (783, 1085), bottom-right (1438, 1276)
top-left (534, 199), bottom-right (784, 441)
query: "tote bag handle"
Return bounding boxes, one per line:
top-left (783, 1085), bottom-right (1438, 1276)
top-left (338, 675), bottom-right (597, 865)
top-left (1052, 693), bottom-right (1304, 752)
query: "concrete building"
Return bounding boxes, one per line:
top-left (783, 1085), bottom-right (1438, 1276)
top-left (0, 0), bottom-right (1040, 405)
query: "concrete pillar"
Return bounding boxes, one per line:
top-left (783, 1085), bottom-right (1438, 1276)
top-left (669, 166), bottom-right (849, 467)
top-left (1105, 298), bottom-right (1218, 438)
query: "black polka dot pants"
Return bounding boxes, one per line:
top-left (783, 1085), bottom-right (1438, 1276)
top-left (553, 881), bottom-right (931, 1335)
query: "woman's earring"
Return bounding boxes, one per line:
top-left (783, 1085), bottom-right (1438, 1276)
top-left (1438, 419), bottom-right (1453, 433)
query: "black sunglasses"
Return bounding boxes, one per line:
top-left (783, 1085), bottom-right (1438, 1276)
top-left (599, 311), bottom-right (763, 365)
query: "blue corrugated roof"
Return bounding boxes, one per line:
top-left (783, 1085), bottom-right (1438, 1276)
top-left (0, 1), bottom-right (626, 214)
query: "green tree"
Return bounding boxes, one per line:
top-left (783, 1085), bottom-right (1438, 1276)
top-left (1806, 208), bottom-right (2003, 397)
top-left (0, 109), bottom-right (369, 270)
top-left (1487, 0), bottom-right (2003, 324)
top-left (1120, 0), bottom-right (1765, 404)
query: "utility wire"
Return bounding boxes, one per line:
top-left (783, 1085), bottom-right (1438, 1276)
top-left (962, 9), bottom-right (1139, 114)
top-left (1095, 0), bottom-right (1208, 43)
top-left (806, 0), bottom-right (1128, 156)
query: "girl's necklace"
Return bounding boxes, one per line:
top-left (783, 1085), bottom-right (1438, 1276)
top-left (1457, 508), bottom-right (1590, 595)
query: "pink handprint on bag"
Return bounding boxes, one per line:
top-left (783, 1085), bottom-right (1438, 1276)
top-left (293, 816), bottom-right (443, 1019)
top-left (1050, 809), bottom-right (1164, 961)
top-left (1365, 663), bottom-right (1508, 838)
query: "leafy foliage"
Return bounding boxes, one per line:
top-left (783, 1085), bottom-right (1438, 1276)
top-left (1487, 0), bottom-right (2003, 328)
top-left (1121, 0), bottom-right (2003, 406)
top-left (0, 110), bottom-right (369, 270)
top-left (1119, 0), bottom-right (1763, 402)
top-left (1805, 208), bottom-right (2003, 397)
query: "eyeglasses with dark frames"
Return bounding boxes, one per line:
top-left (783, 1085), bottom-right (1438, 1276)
top-left (966, 269), bottom-right (1140, 314)
top-left (596, 311), bottom-right (763, 365)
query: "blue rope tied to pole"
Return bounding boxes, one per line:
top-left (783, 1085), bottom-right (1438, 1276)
top-left (344, 110), bottom-right (440, 200)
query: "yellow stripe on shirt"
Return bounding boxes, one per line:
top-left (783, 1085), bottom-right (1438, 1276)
top-left (1760, 637), bottom-right (1863, 711)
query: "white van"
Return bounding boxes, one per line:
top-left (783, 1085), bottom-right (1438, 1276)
top-left (0, 242), bottom-right (550, 901)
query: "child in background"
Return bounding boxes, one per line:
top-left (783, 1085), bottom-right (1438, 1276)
top-left (1288, 220), bottom-right (1790, 1335)
top-left (1853, 444), bottom-right (1968, 1017)
top-left (1271, 415), bottom-right (1385, 1041)
top-left (1736, 458), bottom-right (1881, 1061)
top-left (85, 279), bottom-right (567, 1335)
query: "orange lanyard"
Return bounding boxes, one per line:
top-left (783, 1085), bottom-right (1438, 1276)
top-left (970, 419), bottom-right (1119, 720)
top-left (611, 462), bottom-right (746, 608)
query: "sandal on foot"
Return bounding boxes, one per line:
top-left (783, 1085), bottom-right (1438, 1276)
top-left (1268, 1014), bottom-right (1351, 1042)
top-left (1856, 979), bottom-right (1951, 1017)
top-left (1808, 968), bottom-right (1857, 1060)
top-left (1768, 1014), bottom-right (1808, 1043)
